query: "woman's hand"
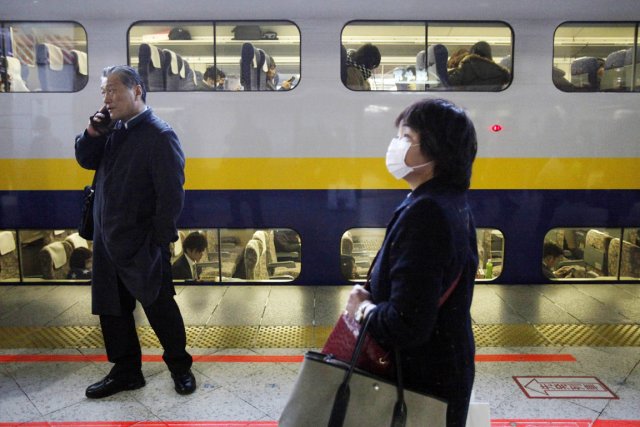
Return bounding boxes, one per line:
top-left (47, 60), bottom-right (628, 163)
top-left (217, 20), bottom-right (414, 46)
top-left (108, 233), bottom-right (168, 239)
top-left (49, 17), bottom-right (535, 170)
top-left (345, 284), bottom-right (372, 318)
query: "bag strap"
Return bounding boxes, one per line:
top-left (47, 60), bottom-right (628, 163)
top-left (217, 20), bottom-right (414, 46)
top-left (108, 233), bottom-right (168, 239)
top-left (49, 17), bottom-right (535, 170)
top-left (328, 314), bottom-right (407, 427)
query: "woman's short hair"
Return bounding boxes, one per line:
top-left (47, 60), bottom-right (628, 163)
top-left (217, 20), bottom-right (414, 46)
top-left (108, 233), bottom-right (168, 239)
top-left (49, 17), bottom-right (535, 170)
top-left (395, 98), bottom-right (477, 191)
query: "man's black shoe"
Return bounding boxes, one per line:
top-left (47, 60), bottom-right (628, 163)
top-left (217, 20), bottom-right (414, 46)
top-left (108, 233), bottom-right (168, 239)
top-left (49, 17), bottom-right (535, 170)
top-left (172, 369), bottom-right (196, 395)
top-left (85, 374), bottom-right (145, 399)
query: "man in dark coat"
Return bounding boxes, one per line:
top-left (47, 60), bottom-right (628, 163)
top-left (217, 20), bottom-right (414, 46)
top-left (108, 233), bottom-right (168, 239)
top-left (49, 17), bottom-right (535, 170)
top-left (448, 41), bottom-right (511, 90)
top-left (75, 65), bottom-right (195, 398)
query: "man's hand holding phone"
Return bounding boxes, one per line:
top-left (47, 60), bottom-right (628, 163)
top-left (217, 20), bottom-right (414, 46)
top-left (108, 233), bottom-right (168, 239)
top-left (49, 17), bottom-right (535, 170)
top-left (87, 106), bottom-right (113, 137)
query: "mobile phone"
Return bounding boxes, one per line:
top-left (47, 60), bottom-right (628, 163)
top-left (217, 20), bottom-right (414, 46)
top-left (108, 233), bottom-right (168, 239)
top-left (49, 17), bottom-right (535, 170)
top-left (287, 76), bottom-right (296, 84)
top-left (89, 106), bottom-right (113, 134)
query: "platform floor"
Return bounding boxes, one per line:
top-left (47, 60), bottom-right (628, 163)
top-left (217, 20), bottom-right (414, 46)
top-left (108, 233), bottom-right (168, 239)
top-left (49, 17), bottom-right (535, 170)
top-left (1, 283), bottom-right (639, 426)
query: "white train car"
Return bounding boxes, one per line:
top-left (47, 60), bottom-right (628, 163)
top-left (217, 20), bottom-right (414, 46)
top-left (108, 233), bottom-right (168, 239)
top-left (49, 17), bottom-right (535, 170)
top-left (0, 0), bottom-right (639, 285)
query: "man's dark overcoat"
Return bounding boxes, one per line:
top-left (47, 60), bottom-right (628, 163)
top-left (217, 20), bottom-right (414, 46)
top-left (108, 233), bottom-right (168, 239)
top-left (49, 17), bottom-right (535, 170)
top-left (75, 108), bottom-right (185, 315)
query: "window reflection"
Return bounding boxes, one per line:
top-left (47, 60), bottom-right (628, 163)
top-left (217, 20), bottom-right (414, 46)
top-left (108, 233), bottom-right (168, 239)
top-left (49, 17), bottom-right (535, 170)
top-left (542, 227), bottom-right (640, 280)
top-left (172, 228), bottom-right (300, 282)
top-left (129, 21), bottom-right (300, 92)
top-left (0, 230), bottom-right (19, 282)
top-left (340, 228), bottom-right (385, 282)
top-left (476, 229), bottom-right (504, 281)
top-left (0, 22), bottom-right (87, 93)
top-left (341, 21), bottom-right (512, 92)
top-left (554, 23), bottom-right (639, 92)
top-left (18, 229), bottom-right (91, 282)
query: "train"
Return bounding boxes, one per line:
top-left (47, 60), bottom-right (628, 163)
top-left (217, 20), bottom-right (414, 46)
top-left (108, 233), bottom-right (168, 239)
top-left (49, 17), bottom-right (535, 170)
top-left (0, 0), bottom-right (639, 286)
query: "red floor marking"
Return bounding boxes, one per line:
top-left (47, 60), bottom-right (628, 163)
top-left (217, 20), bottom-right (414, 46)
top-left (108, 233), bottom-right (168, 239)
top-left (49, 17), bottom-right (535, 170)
top-left (0, 423), bottom-right (278, 427)
top-left (0, 353), bottom-right (575, 363)
top-left (492, 421), bottom-right (640, 427)
top-left (476, 354), bottom-right (576, 362)
top-left (1, 421), bottom-right (640, 427)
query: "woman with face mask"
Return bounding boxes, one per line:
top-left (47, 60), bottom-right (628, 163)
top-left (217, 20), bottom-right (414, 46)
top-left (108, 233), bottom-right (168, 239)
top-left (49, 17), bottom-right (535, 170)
top-left (345, 98), bottom-right (479, 427)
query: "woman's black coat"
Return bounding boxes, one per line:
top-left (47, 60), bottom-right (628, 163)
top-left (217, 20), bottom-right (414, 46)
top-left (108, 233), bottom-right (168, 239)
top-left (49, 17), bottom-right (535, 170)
top-left (367, 177), bottom-right (478, 426)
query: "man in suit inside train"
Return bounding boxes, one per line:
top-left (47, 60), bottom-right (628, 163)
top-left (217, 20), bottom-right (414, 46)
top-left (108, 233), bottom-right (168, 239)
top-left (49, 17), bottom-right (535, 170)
top-left (172, 231), bottom-right (208, 280)
top-left (75, 65), bottom-right (195, 399)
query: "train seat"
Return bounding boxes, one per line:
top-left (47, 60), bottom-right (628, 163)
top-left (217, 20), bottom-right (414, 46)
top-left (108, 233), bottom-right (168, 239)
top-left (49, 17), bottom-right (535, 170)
top-left (70, 49), bottom-right (88, 91)
top-left (36, 43), bottom-right (74, 91)
top-left (265, 230), bottom-right (298, 279)
top-left (240, 43), bottom-right (268, 90)
top-left (163, 49), bottom-right (185, 91)
top-left (5, 56), bottom-right (30, 92)
top-left (0, 231), bottom-right (19, 281)
top-left (138, 43), bottom-right (165, 91)
top-left (608, 238), bottom-right (640, 279)
top-left (244, 237), bottom-right (269, 280)
top-left (600, 49), bottom-right (627, 91)
top-left (426, 43), bottom-right (450, 88)
top-left (180, 58), bottom-right (197, 91)
top-left (570, 56), bottom-right (599, 91)
top-left (240, 42), bottom-right (257, 90)
top-left (38, 240), bottom-right (73, 280)
top-left (584, 229), bottom-right (613, 277)
top-left (64, 232), bottom-right (89, 250)
top-left (624, 47), bottom-right (640, 90)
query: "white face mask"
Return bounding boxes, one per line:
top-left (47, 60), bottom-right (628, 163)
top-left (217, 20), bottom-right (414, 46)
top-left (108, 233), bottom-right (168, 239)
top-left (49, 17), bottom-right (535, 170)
top-left (385, 137), bottom-right (432, 179)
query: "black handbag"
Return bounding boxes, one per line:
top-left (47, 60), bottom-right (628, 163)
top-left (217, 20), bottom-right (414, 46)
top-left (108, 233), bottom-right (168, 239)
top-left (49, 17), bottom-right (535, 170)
top-left (279, 315), bottom-right (447, 427)
top-left (78, 173), bottom-right (96, 240)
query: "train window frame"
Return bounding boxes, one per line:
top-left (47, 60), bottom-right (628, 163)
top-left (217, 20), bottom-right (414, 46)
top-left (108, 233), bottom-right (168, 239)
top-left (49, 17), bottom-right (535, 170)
top-left (172, 228), bottom-right (301, 283)
top-left (340, 228), bottom-right (385, 282)
top-left (341, 20), bottom-right (514, 92)
top-left (0, 20), bottom-right (88, 93)
top-left (553, 21), bottom-right (640, 93)
top-left (475, 228), bottom-right (505, 282)
top-left (543, 227), bottom-right (640, 281)
top-left (127, 20), bottom-right (301, 93)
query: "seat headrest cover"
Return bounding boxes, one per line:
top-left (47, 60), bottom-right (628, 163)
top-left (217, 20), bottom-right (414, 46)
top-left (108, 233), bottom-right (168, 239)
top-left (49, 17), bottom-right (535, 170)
top-left (605, 50), bottom-right (626, 69)
top-left (71, 50), bottom-right (88, 75)
top-left (45, 241), bottom-right (68, 269)
top-left (0, 231), bottom-right (16, 255)
top-left (39, 43), bottom-right (64, 71)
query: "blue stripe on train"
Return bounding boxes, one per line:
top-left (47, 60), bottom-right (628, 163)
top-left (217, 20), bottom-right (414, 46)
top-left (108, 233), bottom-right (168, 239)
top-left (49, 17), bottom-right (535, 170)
top-left (1, 189), bottom-right (638, 284)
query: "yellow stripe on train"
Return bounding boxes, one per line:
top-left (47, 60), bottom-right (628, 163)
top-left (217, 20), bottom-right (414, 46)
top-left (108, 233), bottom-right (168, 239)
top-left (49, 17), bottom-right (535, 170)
top-left (0, 158), bottom-right (638, 190)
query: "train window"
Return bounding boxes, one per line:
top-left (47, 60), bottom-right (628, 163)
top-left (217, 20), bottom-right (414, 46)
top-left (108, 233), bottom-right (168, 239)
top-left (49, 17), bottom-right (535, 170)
top-left (128, 21), bottom-right (300, 92)
top-left (0, 22), bottom-right (87, 92)
top-left (172, 229), bottom-right (217, 281)
top-left (340, 228), bottom-right (385, 282)
top-left (341, 21), bottom-right (512, 92)
top-left (476, 229), bottom-right (504, 281)
top-left (0, 230), bottom-right (19, 282)
top-left (18, 229), bottom-right (92, 282)
top-left (553, 23), bottom-right (640, 92)
top-left (198, 228), bottom-right (301, 282)
top-left (542, 227), bottom-right (638, 280)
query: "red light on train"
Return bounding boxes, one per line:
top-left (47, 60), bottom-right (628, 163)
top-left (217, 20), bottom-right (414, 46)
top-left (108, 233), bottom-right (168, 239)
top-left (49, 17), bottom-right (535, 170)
top-left (491, 124), bottom-right (503, 132)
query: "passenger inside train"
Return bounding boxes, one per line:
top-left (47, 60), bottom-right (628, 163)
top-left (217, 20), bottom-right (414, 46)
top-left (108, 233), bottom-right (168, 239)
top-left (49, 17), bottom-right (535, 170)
top-left (172, 231), bottom-right (208, 280)
top-left (265, 57), bottom-right (293, 91)
top-left (66, 246), bottom-right (93, 280)
top-left (447, 40), bottom-right (511, 90)
top-left (542, 242), bottom-right (575, 279)
top-left (196, 65), bottom-right (225, 91)
top-left (344, 43), bottom-right (381, 90)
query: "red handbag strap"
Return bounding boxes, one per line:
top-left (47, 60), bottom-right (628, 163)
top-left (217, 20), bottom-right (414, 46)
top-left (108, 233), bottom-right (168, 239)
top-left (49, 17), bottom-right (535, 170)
top-left (438, 270), bottom-right (462, 308)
